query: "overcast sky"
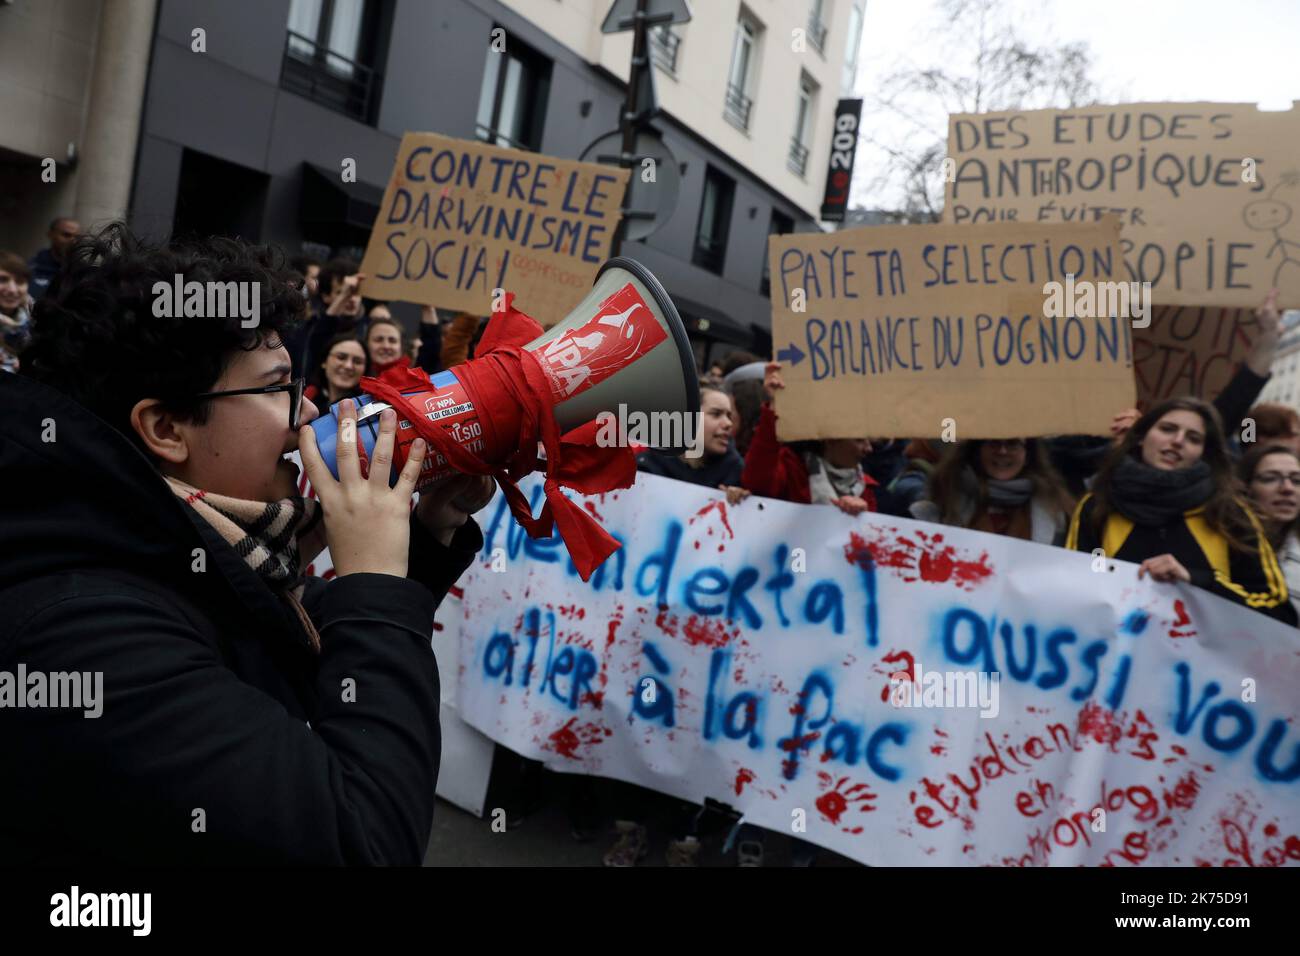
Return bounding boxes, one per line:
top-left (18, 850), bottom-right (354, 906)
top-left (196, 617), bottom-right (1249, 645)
top-left (850, 0), bottom-right (1297, 207)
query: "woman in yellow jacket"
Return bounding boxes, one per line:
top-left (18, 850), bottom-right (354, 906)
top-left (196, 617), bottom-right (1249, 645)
top-left (1066, 397), bottom-right (1295, 624)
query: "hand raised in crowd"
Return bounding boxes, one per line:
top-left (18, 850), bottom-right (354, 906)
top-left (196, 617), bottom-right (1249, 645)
top-left (416, 473), bottom-right (496, 546)
top-left (299, 401), bottom-right (427, 577)
top-left (1256, 287), bottom-right (1283, 337)
top-left (720, 485), bottom-right (751, 506)
top-left (326, 273), bottom-right (366, 318)
top-left (420, 305), bottom-right (439, 326)
top-left (1110, 407), bottom-right (1141, 442)
top-left (1137, 553), bottom-right (1192, 583)
top-left (831, 495), bottom-right (871, 517)
top-left (763, 361), bottom-right (785, 401)
top-left (1245, 287), bottom-right (1284, 376)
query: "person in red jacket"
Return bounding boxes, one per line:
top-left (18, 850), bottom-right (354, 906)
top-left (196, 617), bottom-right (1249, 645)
top-left (741, 361), bottom-right (877, 515)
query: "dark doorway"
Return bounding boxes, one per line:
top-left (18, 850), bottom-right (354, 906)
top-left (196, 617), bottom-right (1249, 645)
top-left (172, 149), bottom-right (269, 242)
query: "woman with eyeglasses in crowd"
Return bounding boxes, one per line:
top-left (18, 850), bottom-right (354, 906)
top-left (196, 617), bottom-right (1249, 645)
top-left (1240, 443), bottom-right (1300, 623)
top-left (305, 333), bottom-right (367, 406)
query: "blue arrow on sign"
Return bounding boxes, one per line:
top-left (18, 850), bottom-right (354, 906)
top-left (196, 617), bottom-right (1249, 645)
top-left (776, 343), bottom-right (805, 366)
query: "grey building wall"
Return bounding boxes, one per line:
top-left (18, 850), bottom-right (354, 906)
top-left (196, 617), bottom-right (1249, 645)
top-left (129, 0), bottom-right (817, 354)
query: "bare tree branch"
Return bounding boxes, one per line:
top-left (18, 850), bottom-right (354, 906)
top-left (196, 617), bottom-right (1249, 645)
top-left (854, 0), bottom-right (1101, 219)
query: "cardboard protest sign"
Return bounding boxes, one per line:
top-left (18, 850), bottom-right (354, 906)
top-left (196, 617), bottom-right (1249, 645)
top-left (456, 473), bottom-right (1300, 866)
top-left (944, 103), bottom-right (1300, 308)
top-left (767, 218), bottom-right (1135, 440)
top-left (1133, 305), bottom-right (1262, 408)
top-left (359, 133), bottom-right (628, 324)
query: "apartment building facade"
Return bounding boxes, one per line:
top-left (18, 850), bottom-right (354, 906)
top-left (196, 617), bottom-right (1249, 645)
top-left (0, 0), bottom-right (155, 258)
top-left (2, 0), bottom-right (865, 362)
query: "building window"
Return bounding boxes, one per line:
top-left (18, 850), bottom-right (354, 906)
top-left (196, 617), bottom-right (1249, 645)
top-left (650, 25), bottom-right (682, 75)
top-left (808, 0), bottom-right (829, 56)
top-left (761, 210), bottom-right (795, 297)
top-left (281, 0), bottom-right (383, 123)
top-left (842, 2), bottom-right (863, 90)
top-left (724, 14), bottom-right (760, 131)
top-left (789, 74), bottom-right (816, 177)
top-left (694, 166), bottom-right (735, 275)
top-left (475, 32), bottom-right (552, 152)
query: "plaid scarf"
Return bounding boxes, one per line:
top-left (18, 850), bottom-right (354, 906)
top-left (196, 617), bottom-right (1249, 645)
top-left (166, 476), bottom-right (326, 652)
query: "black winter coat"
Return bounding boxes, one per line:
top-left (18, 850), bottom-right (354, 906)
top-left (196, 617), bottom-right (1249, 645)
top-left (0, 372), bottom-right (480, 865)
top-left (1066, 492), bottom-right (1296, 625)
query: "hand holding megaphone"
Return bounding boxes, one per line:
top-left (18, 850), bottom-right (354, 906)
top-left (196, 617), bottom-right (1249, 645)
top-left (308, 258), bottom-right (699, 580)
top-left (299, 402), bottom-right (430, 579)
top-left (415, 473), bottom-right (497, 544)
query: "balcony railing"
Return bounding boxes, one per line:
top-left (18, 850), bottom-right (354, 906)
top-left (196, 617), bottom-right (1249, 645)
top-left (788, 138), bottom-right (809, 177)
top-left (280, 29), bottom-right (379, 123)
top-left (807, 16), bottom-right (827, 54)
top-left (723, 83), bottom-right (752, 131)
top-left (650, 26), bottom-right (681, 74)
top-left (475, 124), bottom-right (533, 152)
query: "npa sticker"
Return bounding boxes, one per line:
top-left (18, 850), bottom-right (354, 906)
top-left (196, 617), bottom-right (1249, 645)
top-left (533, 283), bottom-right (666, 400)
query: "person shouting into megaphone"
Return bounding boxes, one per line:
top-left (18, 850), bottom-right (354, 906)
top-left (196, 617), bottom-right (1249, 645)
top-left (0, 224), bottom-right (493, 865)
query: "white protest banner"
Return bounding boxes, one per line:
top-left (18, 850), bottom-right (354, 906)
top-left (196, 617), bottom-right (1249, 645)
top-left (767, 218), bottom-right (1135, 440)
top-left (457, 472), bottom-right (1300, 866)
top-left (944, 103), bottom-right (1300, 308)
top-left (359, 133), bottom-right (628, 324)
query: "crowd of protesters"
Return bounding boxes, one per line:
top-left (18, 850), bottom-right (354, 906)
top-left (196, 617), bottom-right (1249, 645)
top-left (582, 286), bottom-right (1296, 867)
top-left (652, 289), bottom-right (1298, 631)
top-left (2, 219), bottom-right (1297, 869)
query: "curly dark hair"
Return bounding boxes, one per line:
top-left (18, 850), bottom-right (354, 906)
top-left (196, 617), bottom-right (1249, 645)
top-left (22, 223), bottom-right (307, 452)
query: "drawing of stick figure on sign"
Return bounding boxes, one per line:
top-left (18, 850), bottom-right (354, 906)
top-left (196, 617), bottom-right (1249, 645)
top-left (1243, 170), bottom-right (1300, 288)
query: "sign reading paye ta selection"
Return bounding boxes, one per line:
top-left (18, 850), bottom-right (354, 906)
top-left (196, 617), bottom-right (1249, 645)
top-left (944, 102), bottom-right (1300, 307)
top-left (767, 217), bottom-right (1135, 440)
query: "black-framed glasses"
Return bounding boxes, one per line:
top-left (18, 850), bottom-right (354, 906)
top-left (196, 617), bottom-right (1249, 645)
top-left (1252, 472), bottom-right (1300, 487)
top-left (193, 378), bottom-right (306, 430)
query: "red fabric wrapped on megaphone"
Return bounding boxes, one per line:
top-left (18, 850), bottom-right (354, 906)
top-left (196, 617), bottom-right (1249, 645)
top-left (360, 291), bottom-right (646, 581)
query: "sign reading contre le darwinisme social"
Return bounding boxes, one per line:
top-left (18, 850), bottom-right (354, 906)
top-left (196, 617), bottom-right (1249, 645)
top-left (360, 133), bottom-right (629, 324)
